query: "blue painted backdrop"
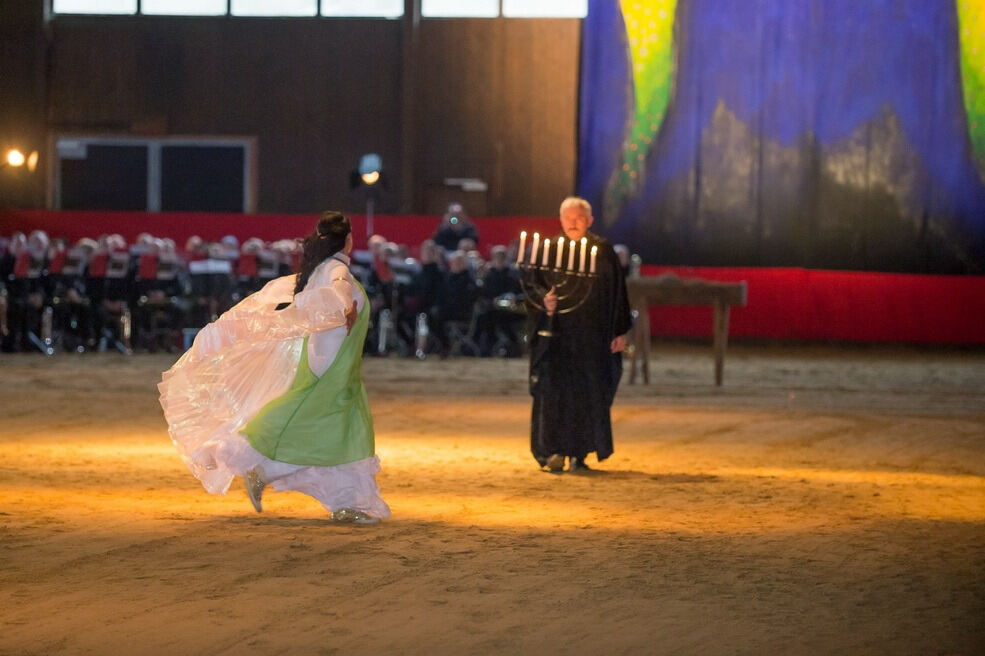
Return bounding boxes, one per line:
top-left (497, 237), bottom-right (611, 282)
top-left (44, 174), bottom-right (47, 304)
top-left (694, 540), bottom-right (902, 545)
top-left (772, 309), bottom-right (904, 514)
top-left (578, 0), bottom-right (985, 272)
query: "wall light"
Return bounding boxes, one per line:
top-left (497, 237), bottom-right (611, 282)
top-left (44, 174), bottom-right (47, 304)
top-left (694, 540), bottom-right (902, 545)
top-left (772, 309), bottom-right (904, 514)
top-left (2, 149), bottom-right (39, 171)
top-left (5, 149), bottom-right (25, 168)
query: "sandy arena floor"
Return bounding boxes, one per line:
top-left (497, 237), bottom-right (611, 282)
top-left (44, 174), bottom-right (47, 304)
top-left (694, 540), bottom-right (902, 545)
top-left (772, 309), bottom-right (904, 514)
top-left (1, 344), bottom-right (984, 654)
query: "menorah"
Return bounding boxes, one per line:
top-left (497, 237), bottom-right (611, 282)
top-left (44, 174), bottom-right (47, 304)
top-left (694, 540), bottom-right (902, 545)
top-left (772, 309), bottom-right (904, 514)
top-left (516, 231), bottom-right (598, 337)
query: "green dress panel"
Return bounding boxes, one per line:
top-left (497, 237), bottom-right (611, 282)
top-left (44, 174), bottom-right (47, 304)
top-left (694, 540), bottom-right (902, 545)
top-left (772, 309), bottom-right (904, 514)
top-left (241, 290), bottom-right (374, 466)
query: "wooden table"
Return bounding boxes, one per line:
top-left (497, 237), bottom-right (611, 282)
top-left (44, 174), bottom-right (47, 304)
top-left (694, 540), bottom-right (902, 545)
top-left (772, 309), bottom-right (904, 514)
top-left (626, 274), bottom-right (747, 386)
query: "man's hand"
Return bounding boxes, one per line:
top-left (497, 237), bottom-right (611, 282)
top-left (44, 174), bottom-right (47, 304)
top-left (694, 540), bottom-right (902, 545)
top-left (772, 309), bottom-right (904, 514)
top-left (345, 300), bottom-right (358, 335)
top-left (543, 286), bottom-right (558, 315)
top-left (610, 335), bottom-right (627, 353)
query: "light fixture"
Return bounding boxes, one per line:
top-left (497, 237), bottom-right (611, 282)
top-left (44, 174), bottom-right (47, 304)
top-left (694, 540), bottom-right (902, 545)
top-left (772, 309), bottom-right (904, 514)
top-left (358, 153), bottom-right (382, 186)
top-left (351, 153), bottom-right (385, 240)
top-left (2, 148), bottom-right (39, 171)
top-left (5, 149), bottom-right (25, 167)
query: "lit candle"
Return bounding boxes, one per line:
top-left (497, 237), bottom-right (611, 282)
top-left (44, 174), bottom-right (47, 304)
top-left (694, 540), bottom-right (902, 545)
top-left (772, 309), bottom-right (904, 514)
top-left (530, 233), bottom-right (540, 265)
top-left (567, 239), bottom-right (576, 270)
top-left (590, 245), bottom-right (598, 273)
top-left (579, 237), bottom-right (587, 272)
top-left (542, 238), bottom-right (550, 266)
top-left (517, 231), bottom-right (527, 264)
top-left (555, 238), bottom-right (564, 268)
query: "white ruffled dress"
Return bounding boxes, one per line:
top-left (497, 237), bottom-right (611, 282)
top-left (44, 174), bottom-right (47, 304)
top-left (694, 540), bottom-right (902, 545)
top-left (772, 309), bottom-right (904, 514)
top-left (158, 254), bottom-right (390, 518)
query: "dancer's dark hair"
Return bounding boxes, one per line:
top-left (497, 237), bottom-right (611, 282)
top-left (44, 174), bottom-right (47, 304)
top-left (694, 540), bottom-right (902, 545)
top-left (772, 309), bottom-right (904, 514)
top-left (293, 211), bottom-right (351, 296)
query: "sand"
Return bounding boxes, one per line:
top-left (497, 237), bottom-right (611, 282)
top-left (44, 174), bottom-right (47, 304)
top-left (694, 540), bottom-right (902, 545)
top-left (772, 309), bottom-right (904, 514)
top-left (1, 344), bottom-right (984, 655)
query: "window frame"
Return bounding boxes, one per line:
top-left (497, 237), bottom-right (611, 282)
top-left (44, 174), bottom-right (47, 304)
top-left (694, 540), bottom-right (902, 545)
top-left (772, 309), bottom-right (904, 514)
top-left (49, 0), bottom-right (587, 19)
top-left (49, 134), bottom-right (258, 213)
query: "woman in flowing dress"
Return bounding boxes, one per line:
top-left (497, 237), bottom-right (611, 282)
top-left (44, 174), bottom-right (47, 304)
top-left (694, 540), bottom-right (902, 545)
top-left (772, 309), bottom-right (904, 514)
top-left (158, 212), bottom-right (389, 524)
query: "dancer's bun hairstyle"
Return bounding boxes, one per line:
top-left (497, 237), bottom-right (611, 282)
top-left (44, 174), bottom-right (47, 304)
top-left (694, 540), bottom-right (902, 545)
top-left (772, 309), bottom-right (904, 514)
top-left (294, 211), bottom-right (351, 296)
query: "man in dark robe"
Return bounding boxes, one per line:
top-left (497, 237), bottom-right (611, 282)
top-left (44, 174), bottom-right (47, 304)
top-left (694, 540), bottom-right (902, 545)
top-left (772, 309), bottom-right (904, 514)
top-left (527, 197), bottom-right (632, 472)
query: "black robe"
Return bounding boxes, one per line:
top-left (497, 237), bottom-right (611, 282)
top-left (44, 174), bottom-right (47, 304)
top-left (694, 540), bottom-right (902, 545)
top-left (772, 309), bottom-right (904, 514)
top-left (527, 232), bottom-right (632, 464)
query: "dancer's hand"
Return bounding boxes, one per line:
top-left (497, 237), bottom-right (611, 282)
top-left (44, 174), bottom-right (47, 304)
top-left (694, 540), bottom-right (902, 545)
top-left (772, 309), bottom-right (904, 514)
top-left (544, 286), bottom-right (557, 316)
top-left (345, 301), bottom-right (358, 334)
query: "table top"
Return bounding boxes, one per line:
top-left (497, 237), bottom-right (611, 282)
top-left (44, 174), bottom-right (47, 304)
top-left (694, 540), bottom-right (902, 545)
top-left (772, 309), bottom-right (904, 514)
top-left (626, 274), bottom-right (747, 307)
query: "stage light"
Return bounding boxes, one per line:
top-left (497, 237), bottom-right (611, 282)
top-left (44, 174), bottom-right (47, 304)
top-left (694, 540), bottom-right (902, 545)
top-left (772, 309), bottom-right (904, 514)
top-left (358, 153), bottom-right (382, 186)
top-left (5, 149), bottom-right (25, 167)
top-left (351, 153), bottom-right (384, 240)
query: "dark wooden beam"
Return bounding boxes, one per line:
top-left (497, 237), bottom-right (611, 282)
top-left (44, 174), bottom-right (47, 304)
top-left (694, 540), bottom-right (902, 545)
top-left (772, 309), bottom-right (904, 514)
top-left (399, 0), bottom-right (421, 212)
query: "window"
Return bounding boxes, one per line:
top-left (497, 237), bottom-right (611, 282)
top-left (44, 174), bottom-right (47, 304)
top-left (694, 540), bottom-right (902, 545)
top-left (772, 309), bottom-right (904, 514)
top-left (141, 0), bottom-right (227, 16)
top-left (232, 0), bottom-right (318, 17)
top-left (59, 143), bottom-right (148, 210)
top-left (321, 0), bottom-right (403, 18)
top-left (422, 0), bottom-right (499, 18)
top-left (423, 0), bottom-right (586, 17)
top-left (52, 0), bottom-right (586, 18)
top-left (53, 136), bottom-right (256, 213)
top-left (52, 0), bottom-right (135, 14)
top-left (160, 145), bottom-right (247, 211)
top-left (502, 0), bottom-right (587, 18)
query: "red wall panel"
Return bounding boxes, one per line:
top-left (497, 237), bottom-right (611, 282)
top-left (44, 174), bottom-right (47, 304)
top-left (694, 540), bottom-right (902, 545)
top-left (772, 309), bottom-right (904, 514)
top-left (643, 265), bottom-right (985, 345)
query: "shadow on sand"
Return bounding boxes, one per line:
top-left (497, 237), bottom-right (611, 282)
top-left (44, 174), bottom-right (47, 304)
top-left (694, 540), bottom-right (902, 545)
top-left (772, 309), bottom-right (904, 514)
top-left (544, 468), bottom-right (719, 483)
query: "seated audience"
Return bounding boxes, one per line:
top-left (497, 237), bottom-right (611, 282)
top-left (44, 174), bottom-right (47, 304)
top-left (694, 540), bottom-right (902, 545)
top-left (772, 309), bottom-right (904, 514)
top-left (432, 202), bottom-right (480, 253)
top-left (433, 250), bottom-right (479, 356)
top-left (0, 224), bottom-right (606, 359)
top-left (475, 245), bottom-right (524, 357)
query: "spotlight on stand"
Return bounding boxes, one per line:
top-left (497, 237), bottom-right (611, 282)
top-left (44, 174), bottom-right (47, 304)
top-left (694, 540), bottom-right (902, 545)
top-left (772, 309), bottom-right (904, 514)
top-left (350, 153), bottom-right (384, 240)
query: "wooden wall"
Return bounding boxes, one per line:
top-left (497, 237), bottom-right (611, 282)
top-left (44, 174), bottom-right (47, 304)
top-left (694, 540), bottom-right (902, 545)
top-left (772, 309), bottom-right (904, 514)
top-left (45, 16), bottom-right (405, 214)
top-left (1, 3), bottom-right (580, 216)
top-left (0, 1), bottom-right (47, 209)
top-left (415, 18), bottom-right (580, 216)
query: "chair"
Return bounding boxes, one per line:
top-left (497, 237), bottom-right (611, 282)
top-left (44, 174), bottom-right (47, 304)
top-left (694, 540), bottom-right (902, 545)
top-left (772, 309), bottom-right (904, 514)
top-left (442, 305), bottom-right (481, 357)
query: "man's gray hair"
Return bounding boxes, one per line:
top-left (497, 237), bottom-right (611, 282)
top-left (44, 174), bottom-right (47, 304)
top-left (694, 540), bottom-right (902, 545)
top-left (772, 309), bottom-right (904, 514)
top-left (559, 196), bottom-right (592, 215)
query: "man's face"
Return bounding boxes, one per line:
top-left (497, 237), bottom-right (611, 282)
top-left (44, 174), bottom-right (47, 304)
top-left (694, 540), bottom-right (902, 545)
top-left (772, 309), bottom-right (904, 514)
top-left (560, 206), bottom-right (594, 242)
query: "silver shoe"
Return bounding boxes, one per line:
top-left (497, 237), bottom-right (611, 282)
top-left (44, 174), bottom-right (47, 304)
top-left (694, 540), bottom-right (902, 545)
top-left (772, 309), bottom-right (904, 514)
top-left (568, 457), bottom-right (591, 473)
top-left (330, 508), bottom-right (380, 525)
top-left (244, 468), bottom-right (266, 513)
top-left (545, 453), bottom-right (565, 473)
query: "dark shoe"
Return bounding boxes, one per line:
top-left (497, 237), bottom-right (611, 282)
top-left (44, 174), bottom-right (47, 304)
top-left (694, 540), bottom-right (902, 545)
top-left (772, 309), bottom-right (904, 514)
top-left (545, 453), bottom-right (565, 473)
top-left (568, 457), bottom-right (591, 473)
top-left (331, 508), bottom-right (380, 525)
top-left (244, 468), bottom-right (266, 513)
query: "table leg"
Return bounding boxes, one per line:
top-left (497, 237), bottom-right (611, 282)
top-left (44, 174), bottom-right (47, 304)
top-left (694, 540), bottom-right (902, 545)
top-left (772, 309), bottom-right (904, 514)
top-left (628, 310), bottom-right (637, 384)
top-left (628, 309), bottom-right (639, 384)
top-left (712, 300), bottom-right (730, 386)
